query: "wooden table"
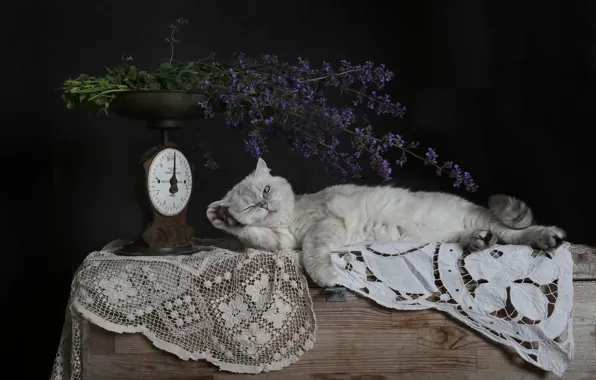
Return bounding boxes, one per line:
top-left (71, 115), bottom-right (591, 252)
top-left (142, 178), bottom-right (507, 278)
top-left (80, 245), bottom-right (596, 380)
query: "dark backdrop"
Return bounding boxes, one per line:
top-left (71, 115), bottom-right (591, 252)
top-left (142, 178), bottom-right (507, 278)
top-left (4, 0), bottom-right (595, 377)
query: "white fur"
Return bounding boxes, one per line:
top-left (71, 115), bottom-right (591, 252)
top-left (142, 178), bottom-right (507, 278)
top-left (207, 158), bottom-right (566, 287)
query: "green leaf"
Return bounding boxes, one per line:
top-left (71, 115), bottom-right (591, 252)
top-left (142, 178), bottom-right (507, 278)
top-left (160, 62), bottom-right (172, 69)
top-left (166, 80), bottom-right (177, 90)
top-left (150, 82), bottom-right (161, 90)
top-left (127, 66), bottom-right (137, 79)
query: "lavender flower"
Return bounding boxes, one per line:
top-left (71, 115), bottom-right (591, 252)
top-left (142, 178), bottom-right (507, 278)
top-left (194, 53), bottom-right (477, 191)
top-left (204, 152), bottom-right (218, 170)
top-left (424, 148), bottom-right (439, 166)
top-left (244, 130), bottom-right (266, 157)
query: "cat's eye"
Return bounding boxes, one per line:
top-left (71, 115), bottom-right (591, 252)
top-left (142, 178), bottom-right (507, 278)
top-left (263, 185), bottom-right (271, 195)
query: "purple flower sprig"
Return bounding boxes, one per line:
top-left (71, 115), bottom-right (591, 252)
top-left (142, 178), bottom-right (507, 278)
top-left (362, 132), bottom-right (477, 192)
top-left (341, 125), bottom-right (477, 191)
top-left (194, 53), bottom-right (478, 192)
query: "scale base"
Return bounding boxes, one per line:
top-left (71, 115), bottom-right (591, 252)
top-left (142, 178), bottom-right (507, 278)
top-left (114, 242), bottom-right (200, 256)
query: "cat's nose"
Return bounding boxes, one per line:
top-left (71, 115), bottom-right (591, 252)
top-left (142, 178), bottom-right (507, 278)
top-left (259, 202), bottom-right (269, 210)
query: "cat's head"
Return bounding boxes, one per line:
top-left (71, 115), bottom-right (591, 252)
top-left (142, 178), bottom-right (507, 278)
top-left (211, 158), bottom-right (295, 227)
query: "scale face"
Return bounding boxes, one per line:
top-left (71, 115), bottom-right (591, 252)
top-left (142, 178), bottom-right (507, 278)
top-left (147, 148), bottom-right (193, 217)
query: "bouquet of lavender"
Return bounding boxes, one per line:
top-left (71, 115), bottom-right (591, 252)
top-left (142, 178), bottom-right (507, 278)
top-left (60, 18), bottom-right (477, 192)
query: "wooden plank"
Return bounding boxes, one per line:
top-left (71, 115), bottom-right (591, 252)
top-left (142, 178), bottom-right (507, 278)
top-left (309, 287), bottom-right (394, 330)
top-left (114, 332), bottom-right (166, 354)
top-left (262, 329), bottom-right (418, 374)
top-left (396, 349), bottom-right (477, 372)
top-left (477, 324), bottom-right (596, 374)
top-left (285, 348), bottom-right (477, 374)
top-left (215, 375), bottom-right (351, 380)
top-left (80, 320), bottom-right (115, 380)
top-left (573, 281), bottom-right (596, 325)
top-left (417, 326), bottom-right (488, 350)
top-left (567, 324), bottom-right (596, 373)
top-left (87, 352), bottom-right (215, 380)
top-left (85, 321), bottom-right (115, 354)
top-left (477, 345), bottom-right (545, 372)
top-left (215, 375), bottom-right (357, 380)
top-left (570, 244), bottom-right (596, 280)
top-left (392, 309), bottom-right (453, 328)
top-left (214, 373), bottom-right (596, 380)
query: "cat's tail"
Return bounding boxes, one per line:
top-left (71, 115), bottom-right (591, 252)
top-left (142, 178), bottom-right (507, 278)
top-left (488, 194), bottom-right (534, 229)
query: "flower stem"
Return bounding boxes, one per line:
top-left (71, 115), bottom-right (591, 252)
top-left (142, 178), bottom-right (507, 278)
top-left (169, 28), bottom-right (176, 65)
top-left (87, 88), bottom-right (130, 101)
top-left (339, 127), bottom-right (451, 175)
top-left (301, 68), bottom-right (362, 83)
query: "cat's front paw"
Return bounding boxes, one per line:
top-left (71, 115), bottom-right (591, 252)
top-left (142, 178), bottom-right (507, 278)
top-left (460, 229), bottom-right (498, 251)
top-left (522, 226), bottom-right (566, 250)
top-left (207, 204), bottom-right (240, 231)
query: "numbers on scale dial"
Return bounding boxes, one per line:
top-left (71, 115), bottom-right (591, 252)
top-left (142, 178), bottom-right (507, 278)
top-left (147, 148), bottom-right (192, 216)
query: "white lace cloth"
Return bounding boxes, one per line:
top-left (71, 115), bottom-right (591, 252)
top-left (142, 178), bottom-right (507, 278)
top-left (50, 239), bottom-right (316, 380)
top-left (331, 241), bottom-right (574, 376)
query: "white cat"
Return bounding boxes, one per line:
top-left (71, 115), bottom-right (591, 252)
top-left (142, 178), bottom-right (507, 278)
top-left (207, 158), bottom-right (566, 288)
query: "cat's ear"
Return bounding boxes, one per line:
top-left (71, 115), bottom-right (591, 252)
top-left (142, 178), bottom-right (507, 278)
top-left (254, 157), bottom-right (270, 176)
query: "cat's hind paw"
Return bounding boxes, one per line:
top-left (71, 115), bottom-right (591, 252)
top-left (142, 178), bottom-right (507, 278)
top-left (521, 226), bottom-right (566, 250)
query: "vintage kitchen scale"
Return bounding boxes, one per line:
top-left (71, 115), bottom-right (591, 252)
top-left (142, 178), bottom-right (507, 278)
top-left (109, 91), bottom-right (212, 256)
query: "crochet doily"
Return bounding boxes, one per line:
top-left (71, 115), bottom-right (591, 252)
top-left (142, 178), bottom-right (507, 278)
top-left (50, 239), bottom-right (316, 380)
top-left (331, 241), bottom-right (574, 376)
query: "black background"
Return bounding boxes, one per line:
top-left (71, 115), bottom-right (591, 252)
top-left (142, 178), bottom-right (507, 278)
top-left (4, 1), bottom-right (595, 377)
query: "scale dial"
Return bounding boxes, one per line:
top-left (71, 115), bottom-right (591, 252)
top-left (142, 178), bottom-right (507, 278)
top-left (147, 148), bottom-right (193, 216)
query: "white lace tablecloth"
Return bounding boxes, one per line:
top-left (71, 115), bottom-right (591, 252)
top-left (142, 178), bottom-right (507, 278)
top-left (331, 241), bottom-right (575, 376)
top-left (50, 239), bottom-right (316, 380)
